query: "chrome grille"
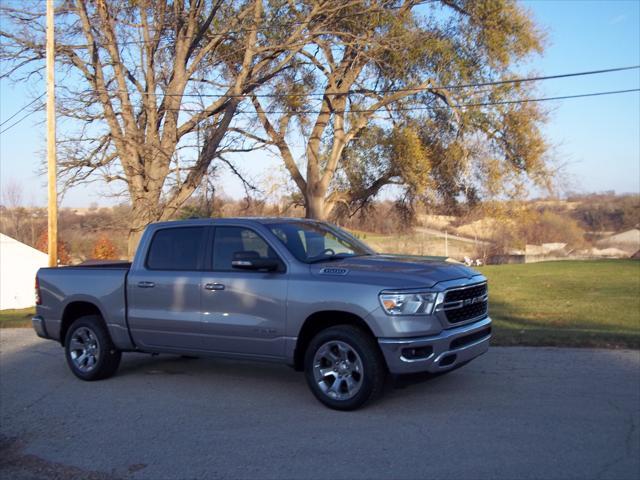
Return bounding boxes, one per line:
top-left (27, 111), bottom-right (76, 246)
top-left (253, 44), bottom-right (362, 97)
top-left (441, 283), bottom-right (488, 325)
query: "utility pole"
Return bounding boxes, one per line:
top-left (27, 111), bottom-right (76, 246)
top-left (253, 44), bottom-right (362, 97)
top-left (46, 0), bottom-right (57, 267)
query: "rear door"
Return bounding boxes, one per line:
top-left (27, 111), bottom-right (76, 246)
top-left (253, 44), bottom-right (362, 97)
top-left (200, 226), bottom-right (288, 358)
top-left (127, 226), bottom-right (206, 350)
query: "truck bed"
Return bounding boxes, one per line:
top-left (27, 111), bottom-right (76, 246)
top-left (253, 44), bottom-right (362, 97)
top-left (37, 264), bottom-right (132, 348)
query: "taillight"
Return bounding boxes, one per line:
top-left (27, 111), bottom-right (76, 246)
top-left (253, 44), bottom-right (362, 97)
top-left (35, 276), bottom-right (42, 305)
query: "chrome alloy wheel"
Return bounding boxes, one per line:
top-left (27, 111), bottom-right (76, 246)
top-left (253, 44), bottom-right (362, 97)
top-left (68, 327), bottom-right (100, 373)
top-left (313, 340), bottom-right (364, 401)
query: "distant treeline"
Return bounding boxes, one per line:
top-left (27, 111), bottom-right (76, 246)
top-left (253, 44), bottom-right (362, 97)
top-left (1, 193), bottom-right (637, 262)
top-left (565, 193), bottom-right (639, 232)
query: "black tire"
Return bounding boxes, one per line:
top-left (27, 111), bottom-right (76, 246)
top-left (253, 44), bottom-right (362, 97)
top-left (64, 315), bottom-right (122, 381)
top-left (304, 325), bottom-right (386, 410)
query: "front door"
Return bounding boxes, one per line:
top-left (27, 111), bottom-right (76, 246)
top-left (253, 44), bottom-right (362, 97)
top-left (127, 226), bottom-right (206, 350)
top-left (200, 226), bottom-right (288, 358)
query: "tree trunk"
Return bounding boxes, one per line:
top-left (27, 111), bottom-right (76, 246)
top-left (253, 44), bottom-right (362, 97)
top-left (127, 195), bottom-right (161, 259)
top-left (305, 191), bottom-right (328, 221)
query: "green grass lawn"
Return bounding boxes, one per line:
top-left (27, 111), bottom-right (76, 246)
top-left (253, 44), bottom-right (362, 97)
top-left (479, 260), bottom-right (640, 349)
top-left (0, 307), bottom-right (35, 328)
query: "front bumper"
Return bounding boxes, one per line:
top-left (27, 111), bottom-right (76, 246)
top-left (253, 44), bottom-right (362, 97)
top-left (32, 315), bottom-right (50, 339)
top-left (378, 316), bottom-right (491, 374)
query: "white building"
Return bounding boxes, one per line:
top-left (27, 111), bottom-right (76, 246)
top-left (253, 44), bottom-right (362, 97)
top-left (0, 233), bottom-right (48, 310)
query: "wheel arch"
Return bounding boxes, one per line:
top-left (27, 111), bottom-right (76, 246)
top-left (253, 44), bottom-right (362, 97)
top-left (293, 310), bottom-right (379, 371)
top-left (60, 301), bottom-right (105, 346)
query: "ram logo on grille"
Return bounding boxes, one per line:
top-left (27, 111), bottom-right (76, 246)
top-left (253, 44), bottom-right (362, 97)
top-left (463, 295), bottom-right (486, 306)
top-left (441, 283), bottom-right (489, 324)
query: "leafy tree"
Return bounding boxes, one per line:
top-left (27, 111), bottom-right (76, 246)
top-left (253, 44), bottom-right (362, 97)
top-left (243, 0), bottom-right (550, 220)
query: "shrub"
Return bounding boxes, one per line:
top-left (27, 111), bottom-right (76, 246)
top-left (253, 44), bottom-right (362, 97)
top-left (92, 235), bottom-right (118, 260)
top-left (35, 230), bottom-right (72, 265)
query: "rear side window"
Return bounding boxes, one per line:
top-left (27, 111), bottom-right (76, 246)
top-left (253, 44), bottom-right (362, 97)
top-left (146, 227), bottom-right (205, 271)
top-left (212, 227), bottom-right (280, 271)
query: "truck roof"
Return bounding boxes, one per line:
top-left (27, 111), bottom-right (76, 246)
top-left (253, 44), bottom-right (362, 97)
top-left (147, 217), bottom-right (326, 228)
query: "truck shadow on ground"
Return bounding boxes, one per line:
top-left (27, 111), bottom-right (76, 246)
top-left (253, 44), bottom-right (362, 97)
top-left (115, 350), bottom-right (467, 399)
top-left (1, 334), bottom-right (486, 413)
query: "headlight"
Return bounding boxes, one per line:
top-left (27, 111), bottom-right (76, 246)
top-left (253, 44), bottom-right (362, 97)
top-left (379, 292), bottom-right (438, 316)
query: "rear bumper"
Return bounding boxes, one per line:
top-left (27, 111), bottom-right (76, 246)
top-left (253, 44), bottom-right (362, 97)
top-left (378, 316), bottom-right (491, 374)
top-left (32, 315), bottom-right (50, 339)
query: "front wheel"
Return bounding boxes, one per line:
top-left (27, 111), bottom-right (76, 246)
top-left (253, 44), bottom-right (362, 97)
top-left (64, 315), bottom-right (121, 381)
top-left (304, 325), bottom-right (386, 410)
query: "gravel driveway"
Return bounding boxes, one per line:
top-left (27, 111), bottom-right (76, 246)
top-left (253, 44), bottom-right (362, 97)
top-left (1, 328), bottom-right (638, 480)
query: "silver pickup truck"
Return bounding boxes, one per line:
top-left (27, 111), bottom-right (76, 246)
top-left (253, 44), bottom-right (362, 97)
top-left (33, 218), bottom-right (491, 410)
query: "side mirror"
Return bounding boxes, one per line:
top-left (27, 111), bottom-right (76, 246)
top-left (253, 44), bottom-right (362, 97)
top-left (231, 251), bottom-right (280, 271)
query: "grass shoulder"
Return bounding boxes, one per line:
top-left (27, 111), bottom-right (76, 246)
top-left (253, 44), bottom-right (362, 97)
top-left (0, 307), bottom-right (35, 328)
top-left (479, 259), bottom-right (640, 349)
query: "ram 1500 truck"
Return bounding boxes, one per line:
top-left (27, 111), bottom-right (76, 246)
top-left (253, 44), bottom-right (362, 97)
top-left (33, 218), bottom-right (491, 410)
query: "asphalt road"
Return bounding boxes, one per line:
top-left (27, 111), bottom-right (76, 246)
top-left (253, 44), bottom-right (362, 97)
top-left (1, 328), bottom-right (639, 480)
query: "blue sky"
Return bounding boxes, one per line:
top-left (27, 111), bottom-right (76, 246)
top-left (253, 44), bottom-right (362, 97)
top-left (520, 0), bottom-right (640, 195)
top-left (0, 0), bottom-right (639, 207)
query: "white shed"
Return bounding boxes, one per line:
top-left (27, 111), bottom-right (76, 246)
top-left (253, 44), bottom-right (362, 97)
top-left (0, 233), bottom-right (48, 310)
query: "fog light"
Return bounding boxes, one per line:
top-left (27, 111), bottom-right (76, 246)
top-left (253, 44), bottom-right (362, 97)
top-left (401, 346), bottom-right (433, 360)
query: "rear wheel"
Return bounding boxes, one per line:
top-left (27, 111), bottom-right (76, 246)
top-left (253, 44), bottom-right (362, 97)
top-left (64, 315), bottom-right (121, 381)
top-left (304, 325), bottom-right (386, 410)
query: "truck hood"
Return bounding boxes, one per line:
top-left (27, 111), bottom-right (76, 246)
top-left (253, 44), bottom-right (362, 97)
top-left (309, 254), bottom-right (481, 289)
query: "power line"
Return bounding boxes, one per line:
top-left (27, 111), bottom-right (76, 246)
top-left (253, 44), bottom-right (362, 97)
top-left (0, 108), bottom-right (40, 134)
top-left (175, 88), bottom-right (640, 115)
top-left (0, 93), bottom-right (45, 127)
top-left (384, 65), bottom-right (640, 95)
top-left (127, 87), bottom-right (640, 115)
top-left (459, 88), bottom-right (640, 109)
top-left (2, 87), bottom-right (637, 136)
top-left (89, 65), bottom-right (640, 99)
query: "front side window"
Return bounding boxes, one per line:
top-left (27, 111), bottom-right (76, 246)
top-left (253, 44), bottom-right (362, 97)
top-left (268, 221), bottom-right (373, 263)
top-left (146, 227), bottom-right (205, 270)
top-left (212, 227), bottom-right (281, 271)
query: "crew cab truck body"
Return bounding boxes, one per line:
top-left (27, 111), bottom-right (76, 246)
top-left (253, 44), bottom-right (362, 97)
top-left (33, 218), bottom-right (491, 410)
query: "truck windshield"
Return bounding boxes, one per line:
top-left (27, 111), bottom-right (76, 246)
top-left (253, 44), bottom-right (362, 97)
top-left (268, 221), bottom-right (374, 264)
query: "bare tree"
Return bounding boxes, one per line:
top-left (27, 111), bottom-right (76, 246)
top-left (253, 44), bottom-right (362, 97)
top-left (1, 0), bottom-right (361, 255)
top-left (0, 179), bottom-right (24, 240)
top-left (0, 179), bottom-right (23, 210)
top-left (239, 0), bottom-right (550, 220)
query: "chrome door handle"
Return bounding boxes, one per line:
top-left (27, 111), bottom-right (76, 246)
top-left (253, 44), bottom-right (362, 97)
top-left (137, 281), bottom-right (155, 288)
top-left (204, 283), bottom-right (225, 291)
